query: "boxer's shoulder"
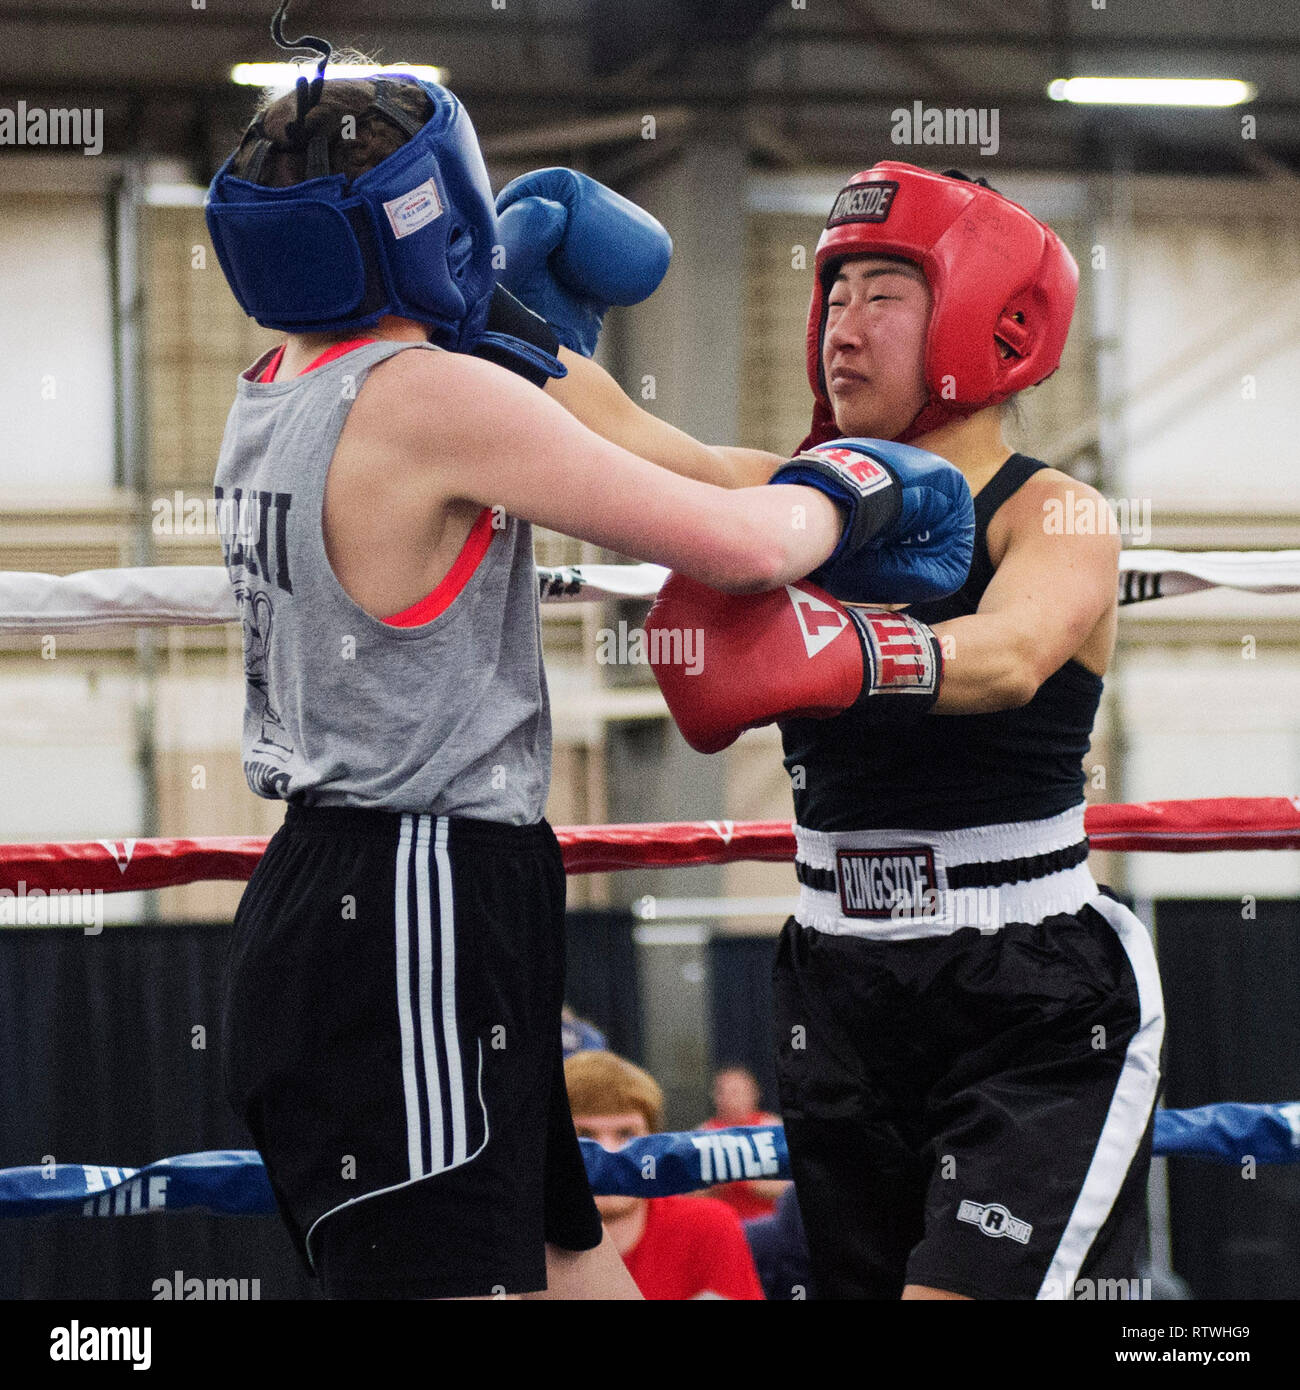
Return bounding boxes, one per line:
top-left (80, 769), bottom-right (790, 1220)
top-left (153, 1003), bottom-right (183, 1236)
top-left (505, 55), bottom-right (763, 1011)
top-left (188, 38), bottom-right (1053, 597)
top-left (349, 345), bottom-right (545, 452)
top-left (986, 464), bottom-right (1118, 569)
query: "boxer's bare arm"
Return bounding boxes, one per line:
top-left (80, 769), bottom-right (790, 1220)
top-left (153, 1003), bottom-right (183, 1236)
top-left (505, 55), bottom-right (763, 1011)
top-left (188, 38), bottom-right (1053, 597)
top-left (381, 349), bottom-right (839, 593)
top-left (930, 472), bottom-right (1120, 715)
top-left (547, 350), bottom-right (783, 488)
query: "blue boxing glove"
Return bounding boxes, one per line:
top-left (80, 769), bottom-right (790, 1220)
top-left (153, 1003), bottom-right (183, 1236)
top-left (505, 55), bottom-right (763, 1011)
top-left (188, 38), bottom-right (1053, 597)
top-left (770, 439), bottom-right (974, 604)
top-left (495, 168), bottom-right (673, 356)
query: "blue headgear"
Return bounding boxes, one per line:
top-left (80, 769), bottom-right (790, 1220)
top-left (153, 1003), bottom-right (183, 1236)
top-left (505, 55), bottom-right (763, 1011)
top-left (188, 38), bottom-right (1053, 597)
top-left (205, 75), bottom-right (499, 349)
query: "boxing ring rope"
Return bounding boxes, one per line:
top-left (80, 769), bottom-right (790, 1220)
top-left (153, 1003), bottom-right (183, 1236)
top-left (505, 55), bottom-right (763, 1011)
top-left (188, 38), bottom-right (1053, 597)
top-left (2, 797), bottom-right (1300, 897)
top-left (2, 554), bottom-right (1299, 1214)
top-left (4, 1102), bottom-right (1300, 1221)
top-left (1, 547), bottom-right (1300, 636)
top-left (1, 807), bottom-right (1298, 1208)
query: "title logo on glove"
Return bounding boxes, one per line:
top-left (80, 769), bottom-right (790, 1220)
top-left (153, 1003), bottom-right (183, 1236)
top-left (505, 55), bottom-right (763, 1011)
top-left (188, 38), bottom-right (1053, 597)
top-left (785, 584), bottom-right (850, 659)
top-left (797, 446), bottom-right (893, 499)
top-left (855, 611), bottom-right (939, 694)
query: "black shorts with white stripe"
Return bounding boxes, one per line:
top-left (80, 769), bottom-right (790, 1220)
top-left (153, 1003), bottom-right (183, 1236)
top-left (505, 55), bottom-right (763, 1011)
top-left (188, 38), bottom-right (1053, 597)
top-left (220, 805), bottom-right (603, 1299)
top-left (772, 892), bottom-right (1165, 1300)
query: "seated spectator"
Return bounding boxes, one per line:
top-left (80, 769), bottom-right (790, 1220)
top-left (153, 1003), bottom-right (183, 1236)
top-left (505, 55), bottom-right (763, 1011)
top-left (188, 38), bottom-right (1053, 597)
top-left (565, 1050), bottom-right (765, 1301)
top-left (561, 1004), bottom-right (607, 1059)
top-left (744, 1184), bottom-right (817, 1302)
top-left (698, 1065), bottom-right (789, 1220)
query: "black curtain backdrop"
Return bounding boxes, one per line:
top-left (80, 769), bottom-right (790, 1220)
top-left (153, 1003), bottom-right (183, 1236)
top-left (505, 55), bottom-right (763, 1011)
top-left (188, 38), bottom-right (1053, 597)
top-left (563, 908), bottom-right (643, 1063)
top-left (0, 908), bottom-right (640, 1301)
top-left (7, 902), bottom-right (1295, 1300)
top-left (708, 935), bottom-right (781, 1113)
top-left (1155, 898), bottom-right (1300, 1299)
top-left (0, 923), bottom-right (314, 1300)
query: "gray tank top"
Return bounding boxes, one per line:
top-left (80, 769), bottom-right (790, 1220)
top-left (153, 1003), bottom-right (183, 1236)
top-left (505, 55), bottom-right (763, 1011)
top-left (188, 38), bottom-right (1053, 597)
top-left (213, 338), bottom-right (550, 823)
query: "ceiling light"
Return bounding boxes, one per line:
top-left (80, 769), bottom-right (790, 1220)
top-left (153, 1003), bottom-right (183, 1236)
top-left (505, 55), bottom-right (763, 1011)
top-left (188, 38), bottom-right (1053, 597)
top-left (1047, 77), bottom-right (1255, 107)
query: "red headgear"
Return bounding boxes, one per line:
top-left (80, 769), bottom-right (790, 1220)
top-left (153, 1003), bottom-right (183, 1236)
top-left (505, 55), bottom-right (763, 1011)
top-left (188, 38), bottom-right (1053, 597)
top-left (802, 162), bottom-right (1078, 447)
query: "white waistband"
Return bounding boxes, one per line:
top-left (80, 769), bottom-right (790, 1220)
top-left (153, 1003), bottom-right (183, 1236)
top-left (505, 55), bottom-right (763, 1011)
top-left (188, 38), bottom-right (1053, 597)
top-left (795, 804), bottom-right (1087, 870)
top-left (794, 805), bottom-right (1096, 940)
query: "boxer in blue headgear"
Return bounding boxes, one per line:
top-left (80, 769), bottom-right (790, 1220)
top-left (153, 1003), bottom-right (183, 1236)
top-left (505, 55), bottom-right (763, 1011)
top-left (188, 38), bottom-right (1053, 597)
top-left (206, 3), bottom-right (562, 381)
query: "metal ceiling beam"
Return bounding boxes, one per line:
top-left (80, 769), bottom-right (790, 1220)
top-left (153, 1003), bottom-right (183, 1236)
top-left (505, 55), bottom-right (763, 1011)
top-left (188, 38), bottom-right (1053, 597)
top-left (0, 10), bottom-right (1295, 54)
top-left (480, 107), bottom-right (693, 159)
top-left (833, 0), bottom-right (982, 97)
top-left (0, 5), bottom-right (588, 32)
top-left (746, 119), bottom-right (814, 168)
top-left (588, 0), bottom-right (785, 95)
top-left (759, 26), bottom-right (1300, 54)
top-left (6, 80), bottom-right (1300, 114)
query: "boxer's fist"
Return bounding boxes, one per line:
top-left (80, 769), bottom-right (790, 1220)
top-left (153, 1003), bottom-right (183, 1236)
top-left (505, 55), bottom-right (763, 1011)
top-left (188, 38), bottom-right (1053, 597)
top-left (769, 438), bottom-right (974, 604)
top-left (647, 576), bottom-right (865, 753)
top-left (494, 168), bottom-right (673, 356)
top-left (647, 574), bottom-right (943, 753)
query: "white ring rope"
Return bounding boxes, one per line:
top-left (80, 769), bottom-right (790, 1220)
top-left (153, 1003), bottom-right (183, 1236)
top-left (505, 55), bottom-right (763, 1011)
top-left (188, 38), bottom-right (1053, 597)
top-left (0, 551), bottom-right (1296, 635)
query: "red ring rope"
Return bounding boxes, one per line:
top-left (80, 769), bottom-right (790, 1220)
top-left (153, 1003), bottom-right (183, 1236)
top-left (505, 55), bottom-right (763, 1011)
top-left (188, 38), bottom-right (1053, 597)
top-left (0, 797), bottom-right (1297, 894)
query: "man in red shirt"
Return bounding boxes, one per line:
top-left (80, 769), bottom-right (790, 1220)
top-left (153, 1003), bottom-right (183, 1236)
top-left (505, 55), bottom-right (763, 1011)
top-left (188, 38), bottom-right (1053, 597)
top-left (699, 1067), bottom-right (790, 1221)
top-left (565, 1051), bottom-right (765, 1300)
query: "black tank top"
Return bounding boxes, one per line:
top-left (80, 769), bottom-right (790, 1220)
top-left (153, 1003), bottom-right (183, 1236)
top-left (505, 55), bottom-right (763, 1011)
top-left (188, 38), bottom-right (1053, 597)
top-left (780, 453), bottom-right (1105, 831)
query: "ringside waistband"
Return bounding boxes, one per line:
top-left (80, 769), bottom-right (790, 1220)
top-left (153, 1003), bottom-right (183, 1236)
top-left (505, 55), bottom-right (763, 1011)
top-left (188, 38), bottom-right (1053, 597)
top-left (794, 804), bottom-right (1097, 939)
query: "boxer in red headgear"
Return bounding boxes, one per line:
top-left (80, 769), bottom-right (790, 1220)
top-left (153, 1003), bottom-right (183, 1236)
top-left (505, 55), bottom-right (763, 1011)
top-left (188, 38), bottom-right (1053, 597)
top-left (799, 161), bottom-right (1078, 448)
top-left (503, 161), bottom-right (1163, 1303)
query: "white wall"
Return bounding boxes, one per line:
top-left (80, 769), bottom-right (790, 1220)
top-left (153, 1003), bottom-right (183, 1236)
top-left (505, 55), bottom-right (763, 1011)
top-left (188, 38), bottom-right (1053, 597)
top-left (0, 669), bottom-right (142, 837)
top-left (0, 668), bottom-right (146, 924)
top-left (0, 184), bottom-right (116, 490)
top-left (1109, 186), bottom-right (1300, 896)
top-left (1121, 218), bottom-right (1300, 515)
top-left (1119, 647), bottom-right (1300, 898)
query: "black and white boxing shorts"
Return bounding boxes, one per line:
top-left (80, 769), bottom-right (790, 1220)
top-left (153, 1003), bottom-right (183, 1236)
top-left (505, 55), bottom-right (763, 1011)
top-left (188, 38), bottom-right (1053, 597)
top-left (772, 805), bottom-right (1165, 1300)
top-left (220, 805), bottom-right (603, 1299)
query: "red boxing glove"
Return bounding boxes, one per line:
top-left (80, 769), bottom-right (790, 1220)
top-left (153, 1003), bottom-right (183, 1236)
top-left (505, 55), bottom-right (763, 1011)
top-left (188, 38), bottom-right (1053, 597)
top-left (646, 574), bottom-right (943, 754)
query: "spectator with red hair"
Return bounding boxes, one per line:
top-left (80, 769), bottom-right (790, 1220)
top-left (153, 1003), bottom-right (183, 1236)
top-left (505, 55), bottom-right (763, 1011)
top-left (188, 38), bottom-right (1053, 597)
top-left (565, 1051), bottom-right (764, 1300)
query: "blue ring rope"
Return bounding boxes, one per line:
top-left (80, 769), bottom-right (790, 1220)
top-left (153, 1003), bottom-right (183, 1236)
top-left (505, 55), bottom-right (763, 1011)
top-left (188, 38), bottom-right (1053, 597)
top-left (1, 1102), bottom-right (1296, 1220)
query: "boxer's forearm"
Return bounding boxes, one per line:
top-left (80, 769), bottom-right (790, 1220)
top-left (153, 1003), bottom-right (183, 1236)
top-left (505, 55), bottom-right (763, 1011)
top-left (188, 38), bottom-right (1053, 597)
top-left (547, 350), bottom-right (782, 488)
top-left (714, 446), bottom-right (788, 486)
top-left (929, 613), bottom-right (1040, 715)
